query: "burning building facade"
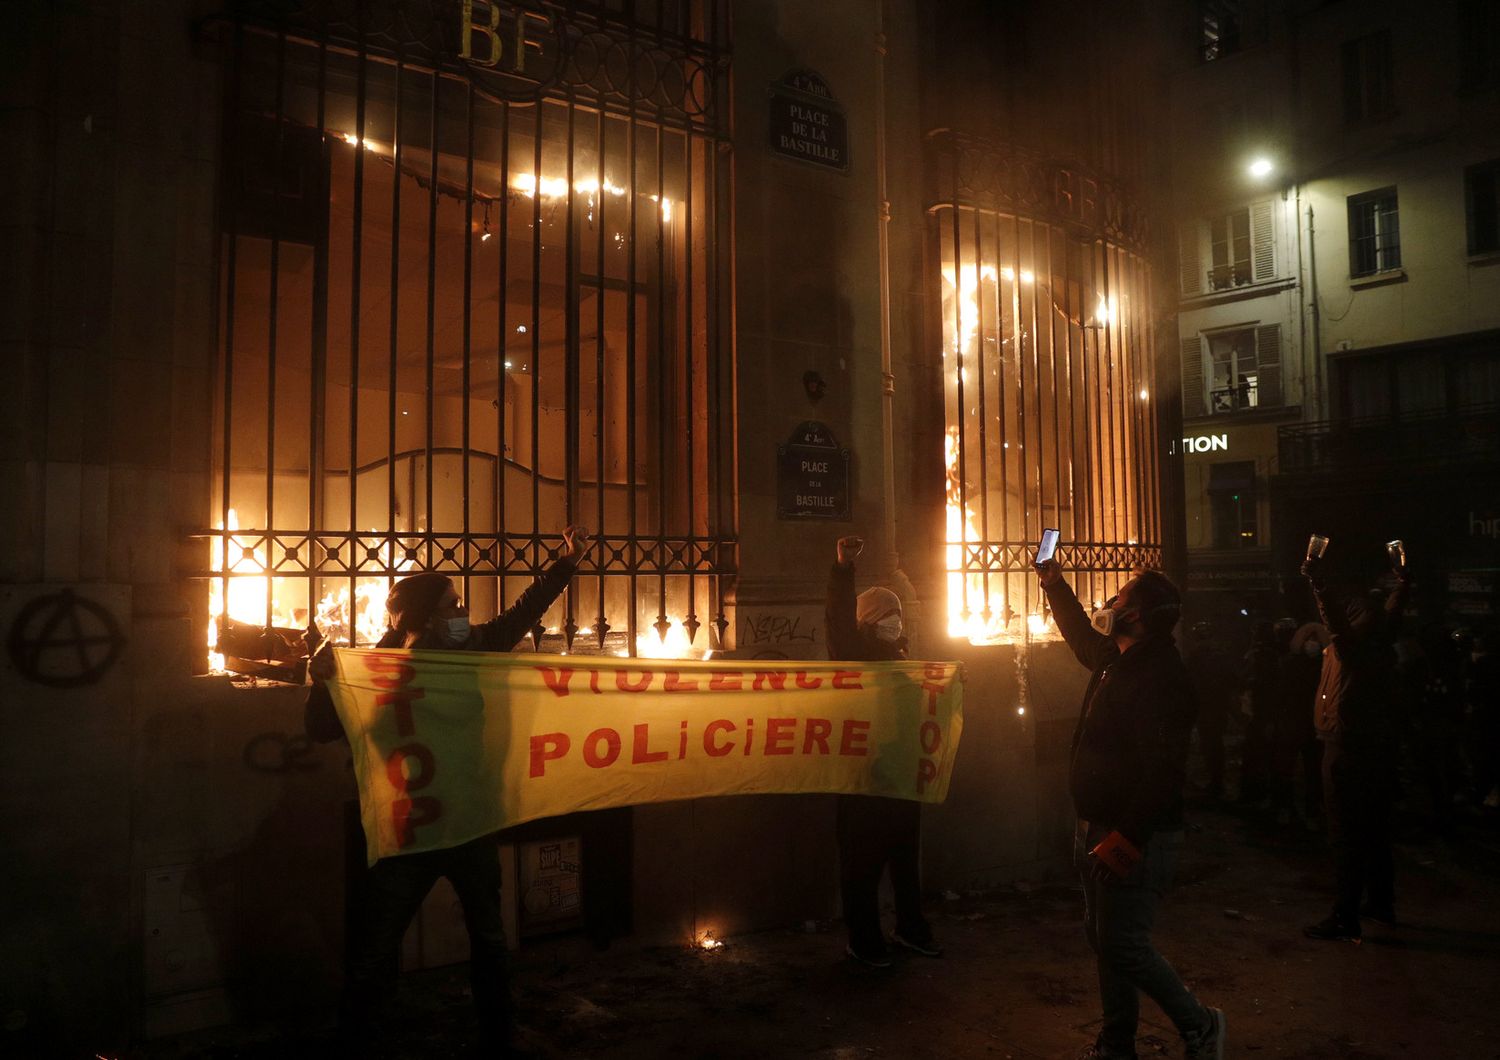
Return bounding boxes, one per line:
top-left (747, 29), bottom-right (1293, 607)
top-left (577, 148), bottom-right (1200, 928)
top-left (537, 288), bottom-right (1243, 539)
top-left (1, 0), bottom-right (1180, 1047)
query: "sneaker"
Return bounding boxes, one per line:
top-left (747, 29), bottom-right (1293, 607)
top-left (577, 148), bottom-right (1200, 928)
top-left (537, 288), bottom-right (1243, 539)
top-left (1303, 915), bottom-right (1361, 943)
top-left (844, 943), bottom-right (892, 968)
top-left (890, 930), bottom-right (944, 957)
top-left (1184, 1006), bottom-right (1226, 1060)
top-left (1359, 903), bottom-right (1398, 927)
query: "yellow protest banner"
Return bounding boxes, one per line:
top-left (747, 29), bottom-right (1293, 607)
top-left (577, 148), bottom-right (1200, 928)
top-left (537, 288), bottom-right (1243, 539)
top-left (326, 649), bottom-right (965, 864)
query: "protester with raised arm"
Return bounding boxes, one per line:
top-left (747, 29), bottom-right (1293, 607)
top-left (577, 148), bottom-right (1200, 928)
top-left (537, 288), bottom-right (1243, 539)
top-left (1300, 540), bottom-right (1410, 942)
top-left (827, 534), bottom-right (940, 968)
top-left (1036, 557), bottom-right (1224, 1060)
top-left (306, 526), bottom-right (589, 1053)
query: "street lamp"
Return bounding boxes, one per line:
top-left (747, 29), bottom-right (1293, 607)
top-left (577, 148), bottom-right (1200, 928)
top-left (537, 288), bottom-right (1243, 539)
top-left (1247, 157), bottom-right (1274, 179)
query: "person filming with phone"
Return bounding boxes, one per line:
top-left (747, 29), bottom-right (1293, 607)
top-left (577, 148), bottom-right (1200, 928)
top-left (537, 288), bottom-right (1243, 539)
top-left (1299, 536), bottom-right (1411, 943)
top-left (1035, 546), bottom-right (1225, 1060)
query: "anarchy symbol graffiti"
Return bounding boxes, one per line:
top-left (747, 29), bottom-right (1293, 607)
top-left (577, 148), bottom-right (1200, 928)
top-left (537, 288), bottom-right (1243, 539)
top-left (7, 589), bottom-right (126, 688)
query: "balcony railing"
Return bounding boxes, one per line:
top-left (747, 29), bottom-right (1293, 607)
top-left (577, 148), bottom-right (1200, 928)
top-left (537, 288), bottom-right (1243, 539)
top-left (1210, 381), bottom-right (1261, 413)
top-left (1278, 402), bottom-right (1500, 474)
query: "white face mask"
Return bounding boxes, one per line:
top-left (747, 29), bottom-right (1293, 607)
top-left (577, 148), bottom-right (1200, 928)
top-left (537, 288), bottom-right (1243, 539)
top-left (443, 615), bottom-right (471, 646)
top-left (1090, 608), bottom-right (1116, 637)
top-left (874, 614), bottom-right (904, 643)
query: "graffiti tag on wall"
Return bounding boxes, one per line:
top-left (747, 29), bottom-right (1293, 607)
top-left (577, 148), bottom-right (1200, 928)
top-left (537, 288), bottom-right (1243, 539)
top-left (7, 589), bottom-right (125, 687)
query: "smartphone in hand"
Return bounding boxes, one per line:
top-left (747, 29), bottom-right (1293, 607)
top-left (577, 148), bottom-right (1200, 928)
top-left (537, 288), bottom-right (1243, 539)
top-left (1036, 527), bottom-right (1060, 567)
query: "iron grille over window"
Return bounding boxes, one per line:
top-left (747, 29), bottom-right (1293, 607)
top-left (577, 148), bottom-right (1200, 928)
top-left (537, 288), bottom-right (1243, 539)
top-left (1348, 187), bottom-right (1400, 277)
top-left (194, 1), bottom-right (735, 669)
top-left (927, 133), bottom-right (1163, 645)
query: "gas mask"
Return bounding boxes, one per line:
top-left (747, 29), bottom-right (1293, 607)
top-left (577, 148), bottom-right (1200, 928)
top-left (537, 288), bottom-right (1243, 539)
top-left (443, 615), bottom-right (471, 646)
top-left (874, 614), bottom-right (904, 643)
top-left (1303, 640), bottom-right (1324, 659)
top-left (1090, 595), bottom-right (1130, 637)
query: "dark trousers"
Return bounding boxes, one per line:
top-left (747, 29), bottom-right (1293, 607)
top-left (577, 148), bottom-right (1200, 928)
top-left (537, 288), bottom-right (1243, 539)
top-left (341, 835), bottom-right (513, 1052)
top-left (1077, 825), bottom-right (1208, 1058)
top-left (1321, 739), bottom-right (1396, 921)
top-left (1197, 703), bottom-right (1228, 795)
top-left (836, 795), bottom-right (928, 954)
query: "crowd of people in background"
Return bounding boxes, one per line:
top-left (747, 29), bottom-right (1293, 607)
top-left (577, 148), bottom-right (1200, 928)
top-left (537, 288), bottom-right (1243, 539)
top-left (1181, 590), bottom-right (1500, 840)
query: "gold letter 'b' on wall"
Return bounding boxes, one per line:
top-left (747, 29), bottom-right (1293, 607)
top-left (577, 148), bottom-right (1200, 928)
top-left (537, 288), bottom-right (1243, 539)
top-left (461, 0), bottom-right (504, 68)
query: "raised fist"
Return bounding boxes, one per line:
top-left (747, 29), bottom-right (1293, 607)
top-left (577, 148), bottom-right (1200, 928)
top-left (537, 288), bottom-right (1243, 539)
top-left (836, 535), bottom-right (864, 565)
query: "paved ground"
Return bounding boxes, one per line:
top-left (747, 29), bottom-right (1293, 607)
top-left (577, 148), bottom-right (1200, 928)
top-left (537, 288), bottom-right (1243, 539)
top-left (152, 794), bottom-right (1500, 1059)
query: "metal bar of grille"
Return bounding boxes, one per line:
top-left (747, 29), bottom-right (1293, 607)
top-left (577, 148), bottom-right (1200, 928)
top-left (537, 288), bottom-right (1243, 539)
top-left (462, 81), bottom-right (474, 610)
top-left (385, 57), bottom-right (403, 630)
top-left (309, 40), bottom-right (328, 611)
top-left (949, 201), bottom-right (968, 624)
top-left (218, 22), bottom-right (243, 656)
top-left (265, 31), bottom-right (285, 629)
top-left (971, 206), bottom-right (990, 626)
top-left (496, 99), bottom-right (510, 613)
top-left (424, 72), bottom-right (438, 562)
top-left (1079, 236), bottom-right (1097, 608)
top-left (625, 49), bottom-right (640, 652)
top-left (1018, 216), bottom-right (1035, 625)
top-left (707, 88), bottom-right (725, 648)
top-left (653, 111), bottom-right (668, 643)
top-left (563, 90), bottom-right (578, 648)
top-left (593, 104), bottom-right (608, 649)
top-left (1046, 225), bottom-right (1063, 583)
top-left (529, 100), bottom-right (543, 645)
top-left (683, 121), bottom-right (696, 644)
top-left (1100, 241), bottom-right (1119, 556)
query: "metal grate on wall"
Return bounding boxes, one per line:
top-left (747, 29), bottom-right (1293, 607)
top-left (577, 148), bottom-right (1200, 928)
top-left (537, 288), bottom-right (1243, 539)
top-left (927, 132), bottom-right (1163, 645)
top-left (191, 0), bottom-right (735, 673)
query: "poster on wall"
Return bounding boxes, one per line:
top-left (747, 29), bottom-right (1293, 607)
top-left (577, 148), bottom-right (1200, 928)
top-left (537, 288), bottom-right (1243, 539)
top-left (768, 69), bottom-right (849, 171)
top-left (777, 421), bottom-right (851, 520)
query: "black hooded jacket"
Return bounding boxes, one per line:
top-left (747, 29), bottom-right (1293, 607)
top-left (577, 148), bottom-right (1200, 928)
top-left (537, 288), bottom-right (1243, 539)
top-left (304, 558), bottom-right (577, 742)
top-left (826, 562), bottom-right (906, 663)
top-left (1045, 577), bottom-right (1198, 846)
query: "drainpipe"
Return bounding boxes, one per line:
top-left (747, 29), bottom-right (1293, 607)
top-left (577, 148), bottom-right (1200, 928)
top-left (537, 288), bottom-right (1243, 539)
top-left (1306, 200), bottom-right (1323, 419)
top-left (874, 0), bottom-right (916, 603)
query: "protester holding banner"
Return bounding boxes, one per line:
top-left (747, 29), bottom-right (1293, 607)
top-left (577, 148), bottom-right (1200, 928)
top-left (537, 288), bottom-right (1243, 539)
top-left (1036, 559), bottom-right (1225, 1060)
top-left (828, 534), bottom-right (941, 968)
top-left (305, 525), bottom-right (589, 1054)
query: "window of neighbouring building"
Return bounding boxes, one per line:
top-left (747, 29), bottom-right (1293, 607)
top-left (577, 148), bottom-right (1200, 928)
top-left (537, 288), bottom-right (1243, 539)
top-left (1208, 461), bottom-right (1258, 549)
top-left (1466, 159), bottom-right (1500, 255)
top-left (1458, 0), bottom-right (1500, 91)
top-left (1209, 209), bottom-right (1251, 290)
top-left (1342, 30), bottom-right (1395, 123)
top-left (1179, 200), bottom-right (1275, 297)
top-left (1348, 187), bottom-right (1401, 276)
top-left (1181, 323), bottom-right (1282, 416)
top-left (199, 3), bottom-right (735, 671)
top-left (1200, 0), bottom-right (1243, 62)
